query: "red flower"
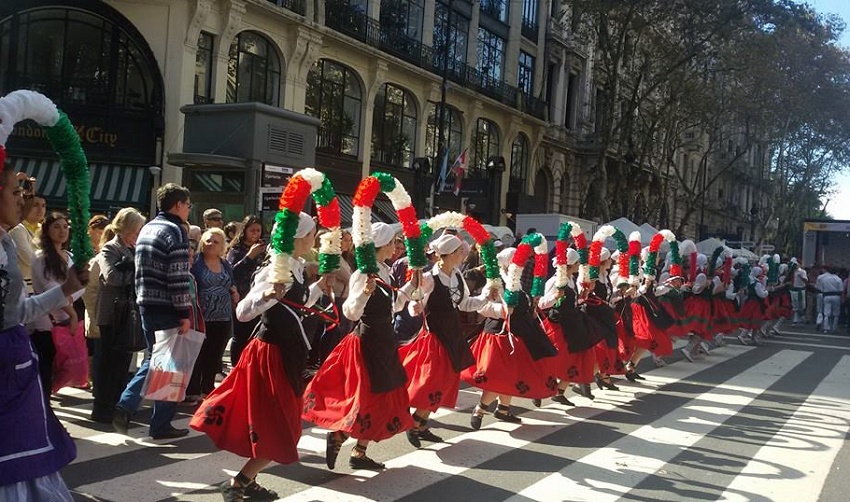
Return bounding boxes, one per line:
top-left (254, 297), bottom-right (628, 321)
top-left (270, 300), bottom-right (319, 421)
top-left (463, 216), bottom-right (490, 244)
top-left (628, 240), bottom-right (641, 258)
top-left (588, 240), bottom-right (603, 267)
top-left (555, 240), bottom-right (568, 265)
top-left (317, 197), bottom-right (341, 228)
top-left (649, 233), bottom-right (664, 253)
top-left (533, 253), bottom-right (547, 277)
top-left (353, 176), bottom-right (381, 206)
top-left (397, 206), bottom-right (420, 237)
top-left (279, 175), bottom-right (312, 212)
top-left (574, 233), bottom-right (588, 250)
top-left (513, 243), bottom-right (533, 266)
top-left (618, 252), bottom-right (629, 279)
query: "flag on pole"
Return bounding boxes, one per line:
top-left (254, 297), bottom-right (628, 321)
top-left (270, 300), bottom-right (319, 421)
top-left (450, 148), bottom-right (469, 196)
top-left (435, 146), bottom-right (450, 191)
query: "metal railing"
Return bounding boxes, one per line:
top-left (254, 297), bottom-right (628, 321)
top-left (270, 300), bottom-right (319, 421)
top-left (521, 20), bottom-right (538, 41)
top-left (323, 3), bottom-right (546, 119)
top-left (265, 0), bottom-right (306, 16)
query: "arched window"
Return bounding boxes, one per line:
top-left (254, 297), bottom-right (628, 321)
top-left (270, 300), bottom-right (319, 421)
top-left (426, 103), bottom-right (463, 168)
top-left (226, 31), bottom-right (281, 106)
top-left (306, 59), bottom-right (363, 156)
top-left (510, 133), bottom-right (530, 193)
top-left (371, 83), bottom-right (417, 168)
top-left (534, 167), bottom-right (551, 212)
top-left (472, 118), bottom-right (499, 177)
top-left (0, 7), bottom-right (161, 111)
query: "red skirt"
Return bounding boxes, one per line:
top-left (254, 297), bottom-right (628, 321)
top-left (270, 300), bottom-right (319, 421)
top-left (711, 298), bottom-right (737, 334)
top-left (763, 296), bottom-right (783, 321)
top-left (740, 298), bottom-right (765, 330)
top-left (594, 340), bottom-right (626, 375)
top-left (541, 319), bottom-right (595, 384)
top-left (685, 296), bottom-right (714, 340)
top-left (190, 338), bottom-right (301, 465)
top-left (302, 334), bottom-right (414, 441)
top-left (631, 302), bottom-right (674, 356)
top-left (778, 291), bottom-right (793, 318)
top-left (460, 332), bottom-right (559, 399)
top-left (399, 330), bottom-right (461, 412)
top-left (615, 312), bottom-right (636, 363)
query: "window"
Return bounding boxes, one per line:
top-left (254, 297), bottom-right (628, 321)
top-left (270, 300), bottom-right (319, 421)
top-left (306, 59), bottom-right (363, 156)
top-left (480, 0), bottom-right (509, 23)
top-left (194, 32), bottom-right (214, 104)
top-left (518, 51), bottom-right (534, 95)
top-left (372, 83), bottom-right (417, 168)
top-left (426, 103), bottom-right (463, 169)
top-left (510, 134), bottom-right (530, 193)
top-left (477, 28), bottom-right (505, 82)
top-left (472, 118), bottom-right (500, 176)
top-left (564, 72), bottom-right (578, 129)
top-left (0, 8), bottom-right (160, 111)
top-left (521, 0), bottom-right (539, 39)
top-left (380, 0), bottom-right (424, 41)
top-left (433, 2), bottom-right (469, 71)
top-left (226, 31), bottom-right (281, 106)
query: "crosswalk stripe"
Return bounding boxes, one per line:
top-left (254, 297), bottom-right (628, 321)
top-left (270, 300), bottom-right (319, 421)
top-left (275, 346), bottom-right (753, 502)
top-left (719, 354), bottom-right (850, 502)
top-left (505, 350), bottom-right (813, 502)
top-left (758, 339), bottom-right (850, 351)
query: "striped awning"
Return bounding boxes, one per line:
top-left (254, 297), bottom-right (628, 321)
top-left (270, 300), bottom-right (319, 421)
top-left (10, 157), bottom-right (152, 212)
top-left (336, 193), bottom-right (355, 228)
top-left (373, 199), bottom-right (400, 224)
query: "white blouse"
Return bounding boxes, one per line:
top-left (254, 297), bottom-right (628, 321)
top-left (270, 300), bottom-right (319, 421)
top-left (29, 250), bottom-right (84, 332)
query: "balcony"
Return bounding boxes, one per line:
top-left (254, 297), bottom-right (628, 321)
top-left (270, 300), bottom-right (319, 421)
top-left (479, 0), bottom-right (509, 24)
top-left (521, 19), bottom-right (539, 41)
top-left (265, 0), bottom-right (306, 16)
top-left (324, 4), bottom-right (546, 119)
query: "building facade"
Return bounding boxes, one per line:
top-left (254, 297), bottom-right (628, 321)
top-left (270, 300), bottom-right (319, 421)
top-left (0, 0), bottom-right (552, 226)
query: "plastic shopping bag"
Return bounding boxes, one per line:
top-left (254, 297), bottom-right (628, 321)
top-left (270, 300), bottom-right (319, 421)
top-left (141, 328), bottom-right (205, 402)
top-left (51, 321), bottom-right (89, 393)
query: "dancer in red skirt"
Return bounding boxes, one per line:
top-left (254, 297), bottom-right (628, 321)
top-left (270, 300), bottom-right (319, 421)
top-left (539, 248), bottom-right (603, 404)
top-left (190, 213), bottom-right (328, 502)
top-left (303, 222), bottom-right (413, 470)
top-left (463, 246), bottom-right (558, 429)
top-left (399, 233), bottom-right (502, 448)
top-left (584, 246), bottom-right (624, 393)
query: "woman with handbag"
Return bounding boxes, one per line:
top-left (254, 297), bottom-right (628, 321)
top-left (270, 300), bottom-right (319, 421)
top-left (30, 212), bottom-right (86, 398)
top-left (89, 208), bottom-right (145, 423)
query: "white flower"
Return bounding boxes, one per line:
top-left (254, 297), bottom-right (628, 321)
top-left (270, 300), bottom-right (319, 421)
top-left (385, 179), bottom-right (412, 209)
top-left (505, 263), bottom-right (523, 292)
top-left (593, 224), bottom-right (616, 243)
top-left (299, 168), bottom-right (325, 191)
top-left (659, 229), bottom-right (677, 242)
top-left (629, 231), bottom-right (641, 243)
top-left (428, 211), bottom-right (466, 232)
top-left (0, 90), bottom-right (60, 146)
top-left (555, 265), bottom-right (569, 289)
top-left (533, 235), bottom-right (548, 255)
top-left (351, 206), bottom-right (372, 247)
top-left (270, 252), bottom-right (293, 285)
top-left (569, 222), bottom-right (583, 237)
top-left (319, 228), bottom-right (342, 255)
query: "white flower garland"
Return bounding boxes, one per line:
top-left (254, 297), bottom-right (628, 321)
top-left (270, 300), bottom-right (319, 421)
top-left (427, 212), bottom-right (466, 233)
top-left (351, 205), bottom-right (372, 247)
top-left (319, 228), bottom-right (342, 256)
top-left (0, 90), bottom-right (60, 144)
top-left (300, 168), bottom-right (325, 192)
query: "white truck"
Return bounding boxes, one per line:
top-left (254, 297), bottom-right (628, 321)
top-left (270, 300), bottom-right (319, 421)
top-left (514, 213), bottom-right (598, 243)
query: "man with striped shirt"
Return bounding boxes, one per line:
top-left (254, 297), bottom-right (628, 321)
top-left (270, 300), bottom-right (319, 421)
top-left (113, 183), bottom-right (194, 440)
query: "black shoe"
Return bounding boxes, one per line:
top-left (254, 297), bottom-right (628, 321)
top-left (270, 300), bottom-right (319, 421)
top-left (150, 426), bottom-right (190, 440)
top-left (470, 411), bottom-right (483, 430)
top-left (325, 432), bottom-right (342, 470)
top-left (624, 369), bottom-right (645, 382)
top-left (551, 394), bottom-right (575, 406)
top-left (112, 408), bottom-right (130, 435)
top-left (90, 410), bottom-right (113, 424)
top-left (572, 383), bottom-right (595, 400)
top-left (595, 373), bottom-right (620, 391)
top-left (243, 480), bottom-right (278, 501)
top-left (417, 428), bottom-right (443, 442)
top-left (405, 429), bottom-right (422, 448)
top-left (349, 454), bottom-right (386, 470)
top-left (493, 409), bottom-right (522, 423)
top-left (220, 481), bottom-right (245, 502)
top-left (532, 398), bottom-right (542, 407)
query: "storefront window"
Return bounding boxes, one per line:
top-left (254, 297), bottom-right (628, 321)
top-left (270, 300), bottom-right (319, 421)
top-left (194, 32), bottom-right (214, 104)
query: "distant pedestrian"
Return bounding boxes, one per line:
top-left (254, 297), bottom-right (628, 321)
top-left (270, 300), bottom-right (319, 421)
top-left (112, 183), bottom-right (193, 440)
top-left (203, 208), bottom-right (224, 229)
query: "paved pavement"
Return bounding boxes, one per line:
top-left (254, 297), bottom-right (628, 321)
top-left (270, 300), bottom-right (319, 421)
top-left (56, 322), bottom-right (850, 501)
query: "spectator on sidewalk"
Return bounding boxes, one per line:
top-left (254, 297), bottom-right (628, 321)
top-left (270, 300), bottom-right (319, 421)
top-left (9, 191), bottom-right (46, 293)
top-left (112, 183), bottom-right (193, 440)
top-left (203, 208), bottom-right (224, 230)
top-left (226, 215), bottom-right (265, 368)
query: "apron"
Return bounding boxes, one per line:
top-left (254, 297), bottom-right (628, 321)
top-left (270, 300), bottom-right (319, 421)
top-left (354, 282), bottom-right (408, 393)
top-left (483, 292), bottom-right (556, 360)
top-left (425, 270), bottom-right (475, 372)
top-left (254, 278), bottom-right (310, 396)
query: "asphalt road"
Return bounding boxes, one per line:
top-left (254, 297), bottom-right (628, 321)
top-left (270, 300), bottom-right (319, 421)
top-left (56, 322), bottom-right (850, 501)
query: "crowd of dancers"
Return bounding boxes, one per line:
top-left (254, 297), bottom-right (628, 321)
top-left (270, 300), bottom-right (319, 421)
top-left (179, 169), bottom-right (796, 502)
